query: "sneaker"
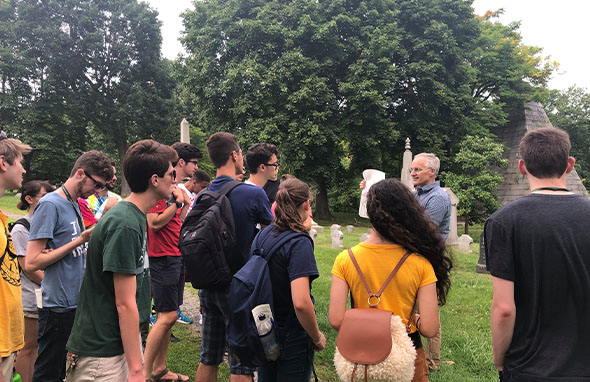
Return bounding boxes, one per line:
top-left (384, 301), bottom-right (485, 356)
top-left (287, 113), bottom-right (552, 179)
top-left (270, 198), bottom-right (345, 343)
top-left (177, 308), bottom-right (193, 324)
top-left (169, 333), bottom-right (181, 343)
top-left (149, 314), bottom-right (156, 327)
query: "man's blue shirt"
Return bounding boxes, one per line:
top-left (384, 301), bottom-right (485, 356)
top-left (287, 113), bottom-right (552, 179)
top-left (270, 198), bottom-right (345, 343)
top-left (208, 176), bottom-right (274, 258)
top-left (414, 181), bottom-right (451, 240)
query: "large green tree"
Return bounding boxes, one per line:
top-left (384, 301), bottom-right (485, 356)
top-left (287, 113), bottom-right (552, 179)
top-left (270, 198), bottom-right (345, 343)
top-left (546, 87), bottom-right (590, 189)
top-left (2, 0), bottom-right (177, 189)
top-left (180, 0), bottom-right (488, 219)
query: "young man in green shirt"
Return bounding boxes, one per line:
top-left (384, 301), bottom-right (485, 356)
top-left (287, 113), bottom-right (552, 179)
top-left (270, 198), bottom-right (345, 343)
top-left (65, 140), bottom-right (178, 382)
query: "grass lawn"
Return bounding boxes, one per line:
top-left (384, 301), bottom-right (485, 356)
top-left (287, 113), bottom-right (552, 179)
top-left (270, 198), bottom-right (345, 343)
top-left (167, 226), bottom-right (496, 381)
top-left (0, 190), bottom-right (22, 217)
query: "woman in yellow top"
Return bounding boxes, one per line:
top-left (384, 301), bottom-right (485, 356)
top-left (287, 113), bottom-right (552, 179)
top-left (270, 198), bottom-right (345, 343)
top-left (329, 178), bottom-right (452, 382)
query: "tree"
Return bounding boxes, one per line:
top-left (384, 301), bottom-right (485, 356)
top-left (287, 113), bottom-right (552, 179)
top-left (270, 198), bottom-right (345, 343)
top-left (6, 0), bottom-right (177, 191)
top-left (179, 0), bottom-right (489, 219)
top-left (442, 135), bottom-right (507, 234)
top-left (546, 87), bottom-right (590, 189)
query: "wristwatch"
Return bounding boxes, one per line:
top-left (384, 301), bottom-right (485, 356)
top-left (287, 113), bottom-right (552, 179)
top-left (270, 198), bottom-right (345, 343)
top-left (174, 201), bottom-right (183, 209)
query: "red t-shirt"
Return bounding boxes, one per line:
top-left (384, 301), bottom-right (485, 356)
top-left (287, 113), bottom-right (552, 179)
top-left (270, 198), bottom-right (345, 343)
top-left (147, 199), bottom-right (182, 257)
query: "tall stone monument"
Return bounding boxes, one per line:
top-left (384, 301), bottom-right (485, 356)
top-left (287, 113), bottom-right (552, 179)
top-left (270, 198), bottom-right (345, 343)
top-left (180, 118), bottom-right (190, 144)
top-left (400, 137), bottom-right (413, 190)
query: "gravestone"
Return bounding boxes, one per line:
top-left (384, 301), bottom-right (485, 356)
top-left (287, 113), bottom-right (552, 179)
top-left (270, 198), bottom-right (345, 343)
top-left (476, 231), bottom-right (489, 274)
top-left (443, 188), bottom-right (459, 246)
top-left (359, 228), bottom-right (372, 243)
top-left (309, 228), bottom-right (318, 243)
top-left (331, 224), bottom-right (344, 248)
top-left (457, 234), bottom-right (473, 254)
top-left (180, 119), bottom-right (190, 143)
top-left (346, 225), bottom-right (354, 233)
top-left (401, 138), bottom-right (414, 190)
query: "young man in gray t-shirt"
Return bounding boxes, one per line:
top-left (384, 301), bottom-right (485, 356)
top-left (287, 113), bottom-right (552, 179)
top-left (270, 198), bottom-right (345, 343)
top-left (26, 151), bottom-right (113, 382)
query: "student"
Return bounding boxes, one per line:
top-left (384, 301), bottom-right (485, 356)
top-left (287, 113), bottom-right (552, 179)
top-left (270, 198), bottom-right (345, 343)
top-left (244, 143), bottom-right (279, 188)
top-left (257, 177), bottom-right (326, 382)
top-left (0, 137), bottom-right (31, 382)
top-left (329, 178), bottom-right (452, 382)
top-left (195, 132), bottom-right (273, 382)
top-left (26, 150), bottom-right (114, 382)
top-left (13, 181), bottom-right (55, 382)
top-left (65, 140), bottom-right (177, 382)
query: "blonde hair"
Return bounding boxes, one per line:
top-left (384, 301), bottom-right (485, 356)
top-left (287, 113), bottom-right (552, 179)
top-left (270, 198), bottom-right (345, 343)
top-left (0, 138), bottom-right (32, 164)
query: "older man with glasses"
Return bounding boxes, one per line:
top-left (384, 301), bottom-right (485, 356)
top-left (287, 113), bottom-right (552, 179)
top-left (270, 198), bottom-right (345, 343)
top-left (25, 151), bottom-right (114, 382)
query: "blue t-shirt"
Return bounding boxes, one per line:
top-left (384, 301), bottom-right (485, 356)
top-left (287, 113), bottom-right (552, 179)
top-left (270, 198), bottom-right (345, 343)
top-left (208, 176), bottom-right (274, 259)
top-left (29, 191), bottom-right (86, 311)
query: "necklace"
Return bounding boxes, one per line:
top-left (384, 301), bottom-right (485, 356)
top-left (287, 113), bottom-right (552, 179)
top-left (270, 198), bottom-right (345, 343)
top-left (531, 186), bottom-right (570, 192)
top-left (61, 185), bottom-right (85, 231)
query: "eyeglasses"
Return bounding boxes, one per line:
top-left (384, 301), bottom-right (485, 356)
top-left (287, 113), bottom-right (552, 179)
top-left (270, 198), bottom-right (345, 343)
top-left (84, 170), bottom-right (107, 190)
top-left (263, 162), bottom-right (280, 169)
top-left (168, 170), bottom-right (176, 180)
top-left (409, 167), bottom-right (428, 173)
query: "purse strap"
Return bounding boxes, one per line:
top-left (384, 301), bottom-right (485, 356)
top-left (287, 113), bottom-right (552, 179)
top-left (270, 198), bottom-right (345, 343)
top-left (347, 248), bottom-right (410, 308)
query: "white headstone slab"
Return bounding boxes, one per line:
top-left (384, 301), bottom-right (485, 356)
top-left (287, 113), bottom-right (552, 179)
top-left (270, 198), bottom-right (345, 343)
top-left (346, 225), bottom-right (354, 233)
top-left (331, 225), bottom-right (344, 248)
top-left (457, 234), bottom-right (473, 254)
top-left (443, 187), bottom-right (459, 246)
top-left (309, 228), bottom-right (318, 243)
top-left (359, 228), bottom-right (372, 243)
top-left (359, 169), bottom-right (386, 218)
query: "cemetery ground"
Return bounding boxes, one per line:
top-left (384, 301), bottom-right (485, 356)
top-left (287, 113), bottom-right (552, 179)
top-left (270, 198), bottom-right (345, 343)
top-left (0, 193), bottom-right (496, 381)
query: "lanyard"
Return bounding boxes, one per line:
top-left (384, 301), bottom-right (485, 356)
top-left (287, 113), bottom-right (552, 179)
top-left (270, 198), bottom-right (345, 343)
top-left (61, 185), bottom-right (85, 232)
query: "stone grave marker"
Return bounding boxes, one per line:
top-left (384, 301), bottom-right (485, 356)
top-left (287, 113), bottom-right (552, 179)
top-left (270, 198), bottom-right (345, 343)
top-left (331, 224), bottom-right (344, 248)
top-left (346, 225), bottom-right (354, 233)
top-left (359, 228), bottom-right (372, 243)
top-left (476, 231), bottom-right (489, 274)
top-left (309, 228), bottom-right (318, 243)
top-left (457, 234), bottom-right (473, 254)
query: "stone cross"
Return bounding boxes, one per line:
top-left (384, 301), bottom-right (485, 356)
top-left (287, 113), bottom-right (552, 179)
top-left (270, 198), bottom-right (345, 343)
top-left (180, 119), bottom-right (190, 143)
top-left (331, 224), bottom-right (344, 248)
top-left (457, 234), bottom-right (473, 254)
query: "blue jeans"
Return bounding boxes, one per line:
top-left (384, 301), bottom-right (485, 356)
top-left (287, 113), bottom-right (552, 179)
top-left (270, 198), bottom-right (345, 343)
top-left (258, 328), bottom-right (314, 382)
top-left (33, 308), bottom-right (76, 382)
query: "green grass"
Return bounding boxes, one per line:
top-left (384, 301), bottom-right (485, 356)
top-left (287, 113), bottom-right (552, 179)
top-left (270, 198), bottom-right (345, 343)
top-left (0, 191), bottom-right (22, 216)
top-left (166, 229), bottom-right (496, 381)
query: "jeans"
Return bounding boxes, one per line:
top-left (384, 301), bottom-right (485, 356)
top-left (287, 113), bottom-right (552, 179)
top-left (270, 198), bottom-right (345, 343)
top-left (33, 308), bottom-right (76, 382)
top-left (258, 328), bottom-right (314, 382)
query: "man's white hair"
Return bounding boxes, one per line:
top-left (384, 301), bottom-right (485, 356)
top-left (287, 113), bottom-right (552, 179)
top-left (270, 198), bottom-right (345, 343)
top-left (414, 153), bottom-right (440, 176)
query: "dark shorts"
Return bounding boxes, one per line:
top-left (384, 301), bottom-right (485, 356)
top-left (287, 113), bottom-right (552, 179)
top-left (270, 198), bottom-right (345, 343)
top-left (198, 287), bottom-right (254, 375)
top-left (150, 255), bottom-right (184, 313)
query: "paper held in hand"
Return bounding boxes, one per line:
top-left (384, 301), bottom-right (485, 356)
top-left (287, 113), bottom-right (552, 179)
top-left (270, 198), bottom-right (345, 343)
top-left (358, 169), bottom-right (385, 218)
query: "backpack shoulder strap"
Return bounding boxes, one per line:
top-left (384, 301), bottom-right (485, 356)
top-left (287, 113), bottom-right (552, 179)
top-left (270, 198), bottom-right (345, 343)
top-left (219, 179), bottom-right (242, 196)
top-left (347, 248), bottom-right (410, 308)
top-left (257, 229), bottom-right (310, 263)
top-left (14, 218), bottom-right (30, 231)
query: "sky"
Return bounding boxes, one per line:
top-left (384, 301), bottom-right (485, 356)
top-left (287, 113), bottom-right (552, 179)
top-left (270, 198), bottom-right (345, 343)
top-left (145, 0), bottom-right (589, 91)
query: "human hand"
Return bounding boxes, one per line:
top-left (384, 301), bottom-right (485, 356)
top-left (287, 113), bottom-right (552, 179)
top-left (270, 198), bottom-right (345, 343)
top-left (359, 180), bottom-right (366, 190)
top-left (104, 197), bottom-right (119, 212)
top-left (172, 187), bottom-right (186, 204)
top-left (79, 226), bottom-right (95, 243)
top-left (313, 332), bottom-right (326, 351)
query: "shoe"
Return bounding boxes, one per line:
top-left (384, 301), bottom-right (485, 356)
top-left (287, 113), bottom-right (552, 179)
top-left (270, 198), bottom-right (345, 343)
top-left (169, 333), bottom-right (181, 343)
top-left (177, 308), bottom-right (193, 324)
top-left (149, 314), bottom-right (156, 327)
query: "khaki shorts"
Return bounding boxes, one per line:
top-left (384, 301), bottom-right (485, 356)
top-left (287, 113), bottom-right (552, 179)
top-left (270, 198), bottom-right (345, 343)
top-left (24, 310), bottom-right (39, 319)
top-left (1, 352), bottom-right (17, 382)
top-left (65, 353), bottom-right (128, 382)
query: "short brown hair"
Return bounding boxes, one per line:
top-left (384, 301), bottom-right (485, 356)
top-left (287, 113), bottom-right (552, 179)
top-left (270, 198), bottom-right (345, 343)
top-left (0, 138), bottom-right (32, 164)
top-left (206, 132), bottom-right (240, 168)
top-left (124, 140), bottom-right (177, 193)
top-left (69, 151), bottom-right (114, 181)
top-left (520, 128), bottom-right (571, 178)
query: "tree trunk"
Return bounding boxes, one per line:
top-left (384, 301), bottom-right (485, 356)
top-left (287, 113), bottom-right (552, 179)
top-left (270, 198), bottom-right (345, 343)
top-left (464, 215), bottom-right (469, 235)
top-left (115, 136), bottom-right (130, 197)
top-left (313, 175), bottom-right (334, 221)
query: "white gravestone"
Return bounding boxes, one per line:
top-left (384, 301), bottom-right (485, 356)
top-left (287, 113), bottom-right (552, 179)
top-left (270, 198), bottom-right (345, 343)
top-left (346, 225), bottom-right (354, 233)
top-left (331, 224), bottom-right (344, 248)
top-left (359, 228), bottom-right (372, 243)
top-left (457, 234), bottom-right (473, 254)
top-left (309, 228), bottom-right (318, 243)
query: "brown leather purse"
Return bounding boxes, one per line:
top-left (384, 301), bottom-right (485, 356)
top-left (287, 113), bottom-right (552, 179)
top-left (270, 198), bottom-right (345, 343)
top-left (334, 249), bottom-right (417, 382)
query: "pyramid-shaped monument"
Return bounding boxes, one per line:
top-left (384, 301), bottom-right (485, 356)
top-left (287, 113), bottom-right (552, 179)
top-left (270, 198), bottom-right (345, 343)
top-left (492, 101), bottom-right (588, 207)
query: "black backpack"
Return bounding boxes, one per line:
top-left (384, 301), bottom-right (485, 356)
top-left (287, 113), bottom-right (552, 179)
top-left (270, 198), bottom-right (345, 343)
top-left (227, 227), bottom-right (311, 367)
top-left (179, 180), bottom-right (242, 289)
top-left (8, 218), bottom-right (30, 233)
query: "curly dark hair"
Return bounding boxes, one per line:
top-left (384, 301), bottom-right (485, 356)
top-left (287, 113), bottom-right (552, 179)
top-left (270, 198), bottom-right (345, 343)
top-left (367, 178), bottom-right (453, 305)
